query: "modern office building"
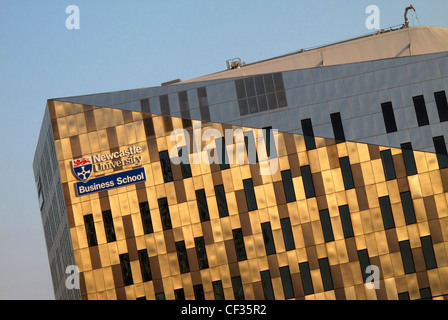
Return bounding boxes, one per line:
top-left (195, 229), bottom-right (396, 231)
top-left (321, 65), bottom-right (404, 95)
top-left (33, 24), bottom-right (448, 300)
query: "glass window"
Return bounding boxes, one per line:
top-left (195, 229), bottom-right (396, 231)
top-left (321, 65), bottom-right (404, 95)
top-left (339, 156), bottom-right (355, 189)
top-left (299, 262), bottom-right (314, 295)
top-left (233, 228), bottom-right (247, 261)
top-left (421, 236), bottom-right (437, 270)
top-left (158, 197), bottom-right (172, 230)
top-left (238, 99), bottom-right (249, 116)
top-left (400, 191), bottom-right (416, 225)
top-left (398, 292), bottom-right (410, 300)
top-left (301, 118), bottom-right (316, 150)
top-left (232, 276), bottom-right (245, 300)
top-left (379, 196), bottom-right (395, 230)
top-left (159, 150), bottom-right (173, 183)
top-left (193, 284), bottom-right (205, 300)
top-left (213, 280), bottom-right (225, 300)
top-left (102, 210), bottom-right (116, 243)
top-left (280, 266), bottom-right (294, 299)
top-left (155, 292), bottom-right (165, 300)
top-left (267, 92), bottom-right (278, 109)
top-left (261, 222), bottom-right (276, 255)
top-left (215, 184), bottom-right (229, 218)
top-left (178, 91), bottom-right (189, 111)
top-left (276, 90), bottom-right (288, 108)
top-left (84, 214), bottom-right (97, 247)
top-left (281, 170), bottom-right (296, 203)
top-left (318, 257), bottom-right (334, 291)
top-left (195, 236), bottom-right (209, 270)
top-left (260, 270), bottom-right (275, 300)
top-left (330, 112), bottom-right (346, 143)
top-left (300, 165), bottom-right (315, 198)
top-left (263, 126), bottom-right (277, 159)
top-left (263, 74), bottom-right (275, 93)
top-left (319, 209), bottom-right (334, 242)
top-left (401, 142), bottom-right (417, 176)
top-left (235, 79), bottom-right (246, 99)
top-left (399, 240), bottom-right (415, 274)
top-left (244, 77), bottom-right (256, 97)
top-left (140, 98), bottom-right (150, 113)
top-left (176, 240), bottom-right (190, 274)
top-left (434, 90), bottom-right (448, 122)
top-left (244, 131), bottom-right (258, 164)
top-left (243, 178), bottom-right (258, 211)
top-left (358, 249), bottom-right (371, 282)
top-left (381, 101), bottom-right (398, 133)
top-left (412, 95), bottom-right (430, 126)
top-left (178, 146), bottom-right (192, 179)
top-left (280, 217), bottom-right (295, 251)
top-left (339, 205), bottom-right (354, 238)
top-left (420, 287), bottom-right (432, 300)
top-left (254, 75), bottom-right (265, 95)
top-left (139, 201), bottom-right (153, 234)
top-left (138, 249), bottom-right (152, 282)
top-left (174, 288), bottom-right (185, 300)
top-left (195, 189), bottom-right (210, 222)
top-left (216, 137), bottom-right (230, 170)
top-left (433, 136), bottom-right (448, 169)
top-left (119, 253), bottom-right (133, 286)
top-left (380, 149), bottom-right (396, 180)
top-left (273, 72), bottom-right (285, 91)
top-left (159, 94), bottom-right (170, 116)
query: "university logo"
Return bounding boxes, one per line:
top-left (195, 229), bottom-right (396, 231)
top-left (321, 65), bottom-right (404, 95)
top-left (72, 157), bottom-right (93, 181)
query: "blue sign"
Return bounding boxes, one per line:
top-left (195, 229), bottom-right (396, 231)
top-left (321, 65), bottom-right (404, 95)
top-left (75, 167), bottom-right (146, 196)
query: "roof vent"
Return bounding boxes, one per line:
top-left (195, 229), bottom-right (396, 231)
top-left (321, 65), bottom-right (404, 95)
top-left (226, 58), bottom-right (245, 70)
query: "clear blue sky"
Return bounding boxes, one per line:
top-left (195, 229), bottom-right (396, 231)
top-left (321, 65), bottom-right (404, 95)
top-left (0, 0), bottom-right (447, 300)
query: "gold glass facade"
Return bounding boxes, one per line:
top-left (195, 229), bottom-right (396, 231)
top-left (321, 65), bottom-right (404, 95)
top-left (48, 99), bottom-right (448, 300)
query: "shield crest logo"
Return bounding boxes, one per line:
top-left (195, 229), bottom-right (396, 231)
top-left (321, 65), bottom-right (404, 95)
top-left (71, 157), bottom-right (93, 181)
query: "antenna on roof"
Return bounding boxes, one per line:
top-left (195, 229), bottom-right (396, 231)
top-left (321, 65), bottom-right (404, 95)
top-left (403, 5), bottom-right (415, 28)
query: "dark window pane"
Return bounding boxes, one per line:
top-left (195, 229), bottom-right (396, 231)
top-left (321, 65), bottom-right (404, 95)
top-left (299, 262), bottom-right (314, 295)
top-left (318, 257), bottom-right (334, 291)
top-left (400, 191), bottom-right (416, 225)
top-left (381, 101), bottom-right (398, 133)
top-left (233, 228), bottom-right (247, 261)
top-left (216, 137), bottom-right (230, 170)
top-left (178, 146), bottom-right (192, 179)
top-left (263, 74), bottom-right (275, 93)
top-left (257, 94), bottom-right (268, 112)
top-left (102, 210), bottom-right (116, 243)
top-left (281, 170), bottom-right (296, 203)
top-left (215, 184), bottom-right (229, 218)
top-left (330, 112), bottom-right (346, 143)
top-left (301, 165), bottom-right (315, 198)
top-left (158, 197), bottom-right (172, 230)
top-left (280, 266), bottom-right (295, 299)
top-left (433, 136), bottom-right (448, 169)
top-left (339, 156), bottom-right (355, 189)
top-left (235, 79), bottom-right (246, 99)
top-left (248, 96), bottom-right (259, 114)
top-left (138, 249), bottom-right (152, 282)
top-left (243, 178), bottom-right (258, 211)
top-left (232, 276), bottom-right (245, 300)
top-left (195, 236), bottom-right (209, 270)
top-left (178, 90), bottom-right (189, 112)
top-left (421, 236), bottom-right (437, 270)
top-left (254, 75), bottom-right (266, 95)
top-left (159, 94), bottom-right (170, 116)
top-left (84, 214), bottom-right (97, 247)
top-left (140, 98), bottom-right (150, 113)
top-left (301, 118), bottom-right (316, 150)
top-left (399, 240), bottom-right (415, 274)
top-left (434, 90), bottom-right (448, 122)
top-left (276, 91), bottom-right (287, 108)
top-left (319, 209), bottom-right (334, 242)
top-left (380, 149), bottom-right (396, 180)
top-left (379, 196), bottom-right (395, 230)
top-left (197, 87), bottom-right (209, 108)
top-left (281, 217), bottom-right (295, 251)
top-left (401, 142), bottom-right (417, 176)
top-left (143, 117), bottom-right (155, 138)
top-left (420, 287), bottom-right (432, 300)
top-left (238, 99), bottom-right (249, 116)
top-left (412, 95), bottom-right (430, 126)
top-left (398, 292), bottom-right (410, 300)
top-left (193, 284), bottom-right (205, 300)
top-left (176, 241), bottom-right (190, 274)
top-left (273, 73), bottom-right (285, 91)
top-left (213, 280), bottom-right (225, 300)
top-left (267, 92), bottom-right (278, 109)
top-left (155, 292), bottom-right (165, 300)
top-left (339, 205), bottom-right (354, 238)
top-left (140, 201), bottom-right (153, 234)
top-left (174, 288), bottom-right (185, 300)
top-left (260, 270), bottom-right (275, 300)
top-left (261, 222), bottom-right (276, 255)
top-left (244, 77), bottom-right (256, 97)
top-left (159, 150), bottom-right (173, 183)
top-left (263, 126), bottom-right (277, 159)
top-left (358, 249), bottom-right (371, 282)
top-left (244, 131), bottom-right (259, 164)
top-left (196, 189), bottom-right (210, 222)
top-left (119, 253), bottom-right (133, 286)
